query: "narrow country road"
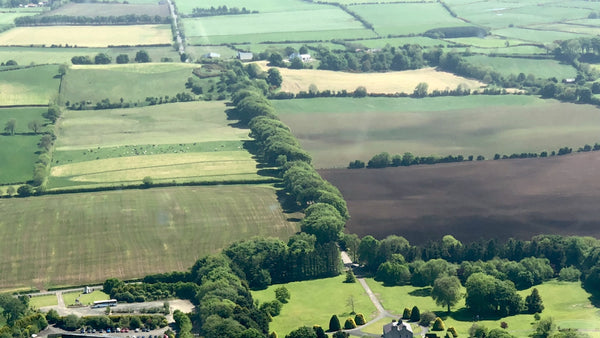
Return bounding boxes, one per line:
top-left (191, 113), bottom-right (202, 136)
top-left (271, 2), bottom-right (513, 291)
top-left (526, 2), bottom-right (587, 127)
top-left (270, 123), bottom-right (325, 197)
top-left (165, 0), bottom-right (185, 58)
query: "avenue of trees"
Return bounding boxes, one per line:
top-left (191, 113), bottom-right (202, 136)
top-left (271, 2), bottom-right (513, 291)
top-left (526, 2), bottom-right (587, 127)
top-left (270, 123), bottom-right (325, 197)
top-left (14, 14), bottom-right (170, 26)
top-left (71, 51), bottom-right (149, 65)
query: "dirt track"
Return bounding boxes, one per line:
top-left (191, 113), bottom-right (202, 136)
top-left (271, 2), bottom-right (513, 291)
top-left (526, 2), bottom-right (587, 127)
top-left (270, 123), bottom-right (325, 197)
top-left (319, 151), bottom-right (600, 244)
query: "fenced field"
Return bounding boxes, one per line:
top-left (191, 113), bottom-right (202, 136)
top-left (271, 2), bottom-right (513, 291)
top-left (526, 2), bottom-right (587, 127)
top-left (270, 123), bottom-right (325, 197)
top-left (0, 185), bottom-right (298, 290)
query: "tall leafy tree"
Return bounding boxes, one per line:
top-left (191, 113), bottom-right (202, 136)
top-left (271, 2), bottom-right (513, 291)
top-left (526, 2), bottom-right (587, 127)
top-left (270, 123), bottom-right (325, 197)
top-left (431, 275), bottom-right (463, 313)
top-left (4, 118), bottom-right (16, 135)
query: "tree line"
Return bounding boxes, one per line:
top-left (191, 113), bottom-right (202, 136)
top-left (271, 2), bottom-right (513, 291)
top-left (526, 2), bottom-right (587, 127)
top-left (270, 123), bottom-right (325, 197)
top-left (187, 5), bottom-right (257, 17)
top-left (14, 14), bottom-right (171, 26)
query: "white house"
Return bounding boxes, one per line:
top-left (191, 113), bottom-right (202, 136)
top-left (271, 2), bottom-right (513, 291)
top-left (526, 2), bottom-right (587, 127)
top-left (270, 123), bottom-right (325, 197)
top-left (382, 320), bottom-right (413, 338)
top-left (289, 53), bottom-right (311, 62)
top-left (203, 52), bottom-right (221, 59)
top-left (237, 52), bottom-right (253, 61)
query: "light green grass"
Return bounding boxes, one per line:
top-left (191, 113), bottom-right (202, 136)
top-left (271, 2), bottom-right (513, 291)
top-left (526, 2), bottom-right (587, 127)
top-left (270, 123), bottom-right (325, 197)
top-left (0, 135), bottom-right (39, 184)
top-left (252, 275), bottom-right (377, 336)
top-left (0, 46), bottom-right (179, 66)
top-left (445, 37), bottom-right (527, 48)
top-left (353, 37), bottom-right (445, 49)
top-left (529, 23), bottom-right (600, 36)
top-left (29, 294), bottom-right (58, 308)
top-left (0, 65), bottom-right (60, 105)
top-left (0, 185), bottom-right (299, 291)
top-left (367, 279), bottom-right (600, 337)
top-left (493, 27), bottom-right (586, 44)
top-left (60, 64), bottom-right (194, 104)
top-left (465, 55), bottom-right (577, 79)
top-left (183, 8), bottom-right (375, 45)
top-left (273, 96), bottom-right (600, 168)
top-left (231, 42), bottom-right (342, 55)
top-left (349, 3), bottom-right (470, 36)
top-left (63, 290), bottom-right (109, 306)
top-left (0, 107), bottom-right (48, 134)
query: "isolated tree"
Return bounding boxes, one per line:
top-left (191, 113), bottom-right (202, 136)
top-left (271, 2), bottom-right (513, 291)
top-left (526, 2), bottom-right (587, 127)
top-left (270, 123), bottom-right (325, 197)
top-left (344, 269), bottom-right (356, 283)
top-left (432, 317), bottom-right (445, 331)
top-left (413, 82), bottom-right (429, 98)
top-left (275, 286), bottom-right (291, 303)
top-left (6, 186), bottom-right (15, 196)
top-left (353, 86), bottom-right (367, 98)
top-left (116, 54), bottom-right (130, 64)
top-left (431, 275), bottom-right (462, 313)
top-left (343, 318), bottom-right (356, 329)
top-left (17, 184), bottom-right (34, 197)
top-left (28, 120), bottom-right (42, 134)
top-left (4, 118), bottom-right (16, 135)
top-left (58, 63), bottom-right (67, 76)
top-left (142, 176), bottom-right (153, 188)
top-left (346, 295), bottom-right (355, 314)
top-left (328, 314), bottom-right (341, 332)
top-left (410, 306), bottom-right (420, 322)
top-left (354, 313), bottom-right (366, 326)
top-left (43, 105), bottom-right (62, 123)
top-left (135, 50), bottom-right (151, 63)
top-left (267, 68), bottom-right (283, 88)
top-left (525, 288), bottom-right (544, 314)
top-left (402, 308), bottom-right (411, 320)
top-left (94, 53), bottom-right (112, 64)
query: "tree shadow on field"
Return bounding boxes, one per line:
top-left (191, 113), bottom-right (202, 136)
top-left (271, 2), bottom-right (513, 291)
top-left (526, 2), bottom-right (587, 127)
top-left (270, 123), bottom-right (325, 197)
top-left (588, 293), bottom-right (600, 307)
top-left (447, 307), bottom-right (502, 322)
top-left (408, 287), bottom-right (432, 297)
top-left (276, 188), bottom-right (302, 214)
top-left (225, 108), bottom-right (248, 129)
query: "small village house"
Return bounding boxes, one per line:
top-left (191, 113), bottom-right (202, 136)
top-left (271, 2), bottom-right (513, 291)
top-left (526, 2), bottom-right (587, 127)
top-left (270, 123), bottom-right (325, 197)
top-left (382, 319), bottom-right (413, 338)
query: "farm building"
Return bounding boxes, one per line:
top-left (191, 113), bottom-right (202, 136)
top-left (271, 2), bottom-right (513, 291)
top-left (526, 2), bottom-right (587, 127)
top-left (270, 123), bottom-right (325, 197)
top-left (289, 53), bottom-right (311, 62)
top-left (202, 52), bottom-right (221, 59)
top-left (237, 52), bottom-right (253, 61)
top-left (382, 320), bottom-right (413, 338)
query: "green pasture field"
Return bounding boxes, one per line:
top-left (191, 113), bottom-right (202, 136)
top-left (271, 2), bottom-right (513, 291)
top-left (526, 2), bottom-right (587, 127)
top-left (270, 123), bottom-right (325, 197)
top-left (465, 55), bottom-right (577, 79)
top-left (0, 107), bottom-right (48, 134)
top-left (0, 25), bottom-right (172, 48)
top-left (252, 275), bottom-right (377, 336)
top-left (273, 96), bottom-right (600, 168)
top-left (0, 46), bottom-right (179, 65)
top-left (466, 45), bottom-right (550, 55)
top-left (43, 2), bottom-right (169, 17)
top-left (445, 37), bottom-right (528, 48)
top-left (0, 135), bottom-right (38, 184)
top-left (529, 23), bottom-right (600, 36)
top-left (0, 185), bottom-right (299, 290)
top-left (446, 0), bottom-right (591, 29)
top-left (62, 290), bottom-right (109, 306)
top-left (183, 9), bottom-right (374, 45)
top-left (60, 63), bottom-right (196, 104)
top-left (0, 65), bottom-right (59, 105)
top-left (174, 0), bottom-right (321, 15)
top-left (231, 42), bottom-right (342, 55)
top-left (349, 3), bottom-right (470, 36)
top-left (29, 294), bottom-right (58, 309)
top-left (365, 279), bottom-right (600, 337)
top-left (493, 27), bottom-right (586, 44)
top-left (354, 37), bottom-right (445, 49)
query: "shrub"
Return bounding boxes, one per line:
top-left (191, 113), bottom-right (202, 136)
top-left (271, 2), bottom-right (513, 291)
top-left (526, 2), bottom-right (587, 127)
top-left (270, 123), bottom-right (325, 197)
top-left (447, 327), bottom-right (458, 337)
top-left (410, 306), bottom-right (420, 322)
top-left (432, 317), bottom-right (445, 331)
top-left (558, 266), bottom-right (581, 282)
top-left (313, 325), bottom-right (326, 338)
top-left (353, 86), bottom-right (367, 98)
top-left (275, 286), bottom-right (290, 303)
top-left (343, 318), bottom-right (356, 329)
top-left (419, 312), bottom-right (436, 327)
top-left (260, 300), bottom-right (282, 317)
top-left (354, 313), bottom-right (366, 326)
top-left (328, 314), bottom-right (341, 332)
top-left (17, 184), bottom-right (34, 197)
top-left (402, 308), bottom-right (411, 320)
top-left (500, 322), bottom-right (508, 329)
top-left (344, 269), bottom-right (356, 283)
top-left (142, 176), bottom-right (153, 188)
top-left (348, 160), bottom-right (365, 169)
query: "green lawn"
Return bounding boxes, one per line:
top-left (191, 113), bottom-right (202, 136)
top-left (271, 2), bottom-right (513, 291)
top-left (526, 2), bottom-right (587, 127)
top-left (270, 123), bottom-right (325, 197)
top-left (29, 294), bottom-right (58, 309)
top-left (0, 135), bottom-right (39, 184)
top-left (63, 290), bottom-right (109, 306)
top-left (366, 279), bottom-right (600, 337)
top-left (273, 96), bottom-right (600, 168)
top-left (252, 275), bottom-right (377, 336)
top-left (0, 185), bottom-right (299, 291)
top-left (60, 63), bottom-right (196, 104)
top-left (183, 8), bottom-right (375, 45)
top-left (465, 55), bottom-right (577, 79)
top-left (0, 46), bottom-right (179, 66)
top-left (349, 3), bottom-right (470, 36)
top-left (0, 65), bottom-right (60, 105)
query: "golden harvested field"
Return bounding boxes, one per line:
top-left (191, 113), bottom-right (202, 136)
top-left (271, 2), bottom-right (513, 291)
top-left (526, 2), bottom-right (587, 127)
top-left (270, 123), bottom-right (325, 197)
top-left (258, 62), bottom-right (485, 94)
top-left (50, 151), bottom-right (261, 185)
top-left (0, 25), bottom-right (171, 47)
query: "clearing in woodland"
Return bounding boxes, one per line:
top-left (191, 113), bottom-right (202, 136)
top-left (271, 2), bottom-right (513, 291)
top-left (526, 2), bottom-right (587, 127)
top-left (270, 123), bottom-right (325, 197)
top-left (0, 185), bottom-right (299, 291)
top-left (0, 25), bottom-right (171, 47)
top-left (260, 63), bottom-right (484, 95)
top-left (320, 151), bottom-right (600, 244)
top-left (273, 96), bottom-right (600, 168)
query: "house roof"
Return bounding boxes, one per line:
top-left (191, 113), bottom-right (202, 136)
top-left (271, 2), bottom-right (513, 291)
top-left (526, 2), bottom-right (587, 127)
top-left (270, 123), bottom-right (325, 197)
top-left (238, 52), bottom-right (253, 60)
top-left (383, 321), bottom-right (413, 334)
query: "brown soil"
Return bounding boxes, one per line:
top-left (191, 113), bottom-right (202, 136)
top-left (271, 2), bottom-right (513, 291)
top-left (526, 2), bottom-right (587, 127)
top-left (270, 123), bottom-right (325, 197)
top-left (319, 151), bottom-right (600, 244)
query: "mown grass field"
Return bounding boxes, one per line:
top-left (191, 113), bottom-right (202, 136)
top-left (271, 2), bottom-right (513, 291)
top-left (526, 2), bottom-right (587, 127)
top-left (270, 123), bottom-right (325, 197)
top-left (0, 65), bottom-right (59, 105)
top-left (492, 27), bottom-right (585, 44)
top-left (465, 55), bottom-right (577, 79)
top-left (0, 135), bottom-right (40, 184)
top-left (60, 63), bottom-right (196, 104)
top-left (51, 101), bottom-right (257, 188)
top-left (0, 46), bottom-right (179, 65)
top-left (274, 96), bottom-right (600, 168)
top-left (261, 63), bottom-right (484, 96)
top-left (0, 25), bottom-right (172, 48)
top-left (183, 8), bottom-right (375, 45)
top-left (365, 279), bottom-right (600, 337)
top-left (62, 290), bottom-right (109, 306)
top-left (0, 185), bottom-right (299, 290)
top-left (43, 2), bottom-right (169, 17)
top-left (349, 3), bottom-right (470, 36)
top-left (29, 294), bottom-right (58, 309)
top-left (252, 275), bottom-right (377, 336)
